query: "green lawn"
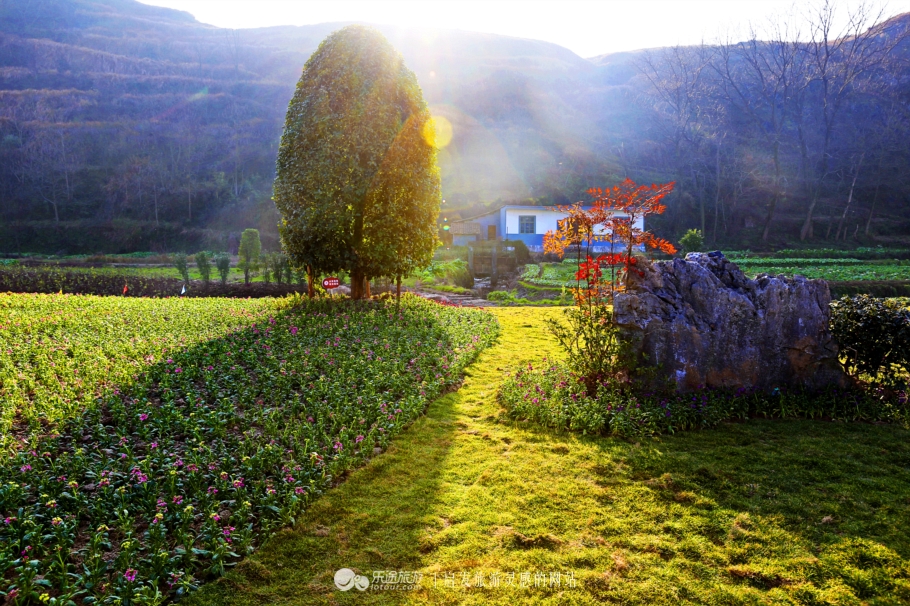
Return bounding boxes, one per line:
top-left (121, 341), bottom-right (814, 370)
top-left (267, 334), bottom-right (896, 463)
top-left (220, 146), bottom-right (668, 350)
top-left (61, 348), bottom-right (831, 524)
top-left (187, 307), bottom-right (910, 605)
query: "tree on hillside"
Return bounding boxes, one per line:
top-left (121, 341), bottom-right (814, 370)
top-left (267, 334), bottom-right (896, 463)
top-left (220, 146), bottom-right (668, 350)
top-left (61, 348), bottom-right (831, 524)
top-left (273, 25), bottom-right (441, 299)
top-left (238, 228), bottom-right (261, 284)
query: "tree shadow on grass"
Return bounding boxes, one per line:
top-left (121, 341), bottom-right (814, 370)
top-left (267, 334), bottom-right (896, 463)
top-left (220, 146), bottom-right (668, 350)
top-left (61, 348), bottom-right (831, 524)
top-left (583, 418), bottom-right (910, 601)
top-left (187, 392), bottom-right (459, 605)
top-left (1, 296), bottom-right (488, 604)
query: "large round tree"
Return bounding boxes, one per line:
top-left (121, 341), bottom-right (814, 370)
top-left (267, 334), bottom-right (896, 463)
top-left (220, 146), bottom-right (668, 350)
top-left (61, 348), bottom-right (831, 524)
top-left (274, 25), bottom-right (441, 299)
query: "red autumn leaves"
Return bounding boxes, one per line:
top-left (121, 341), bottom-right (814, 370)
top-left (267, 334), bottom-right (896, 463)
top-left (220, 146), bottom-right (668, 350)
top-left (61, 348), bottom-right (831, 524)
top-left (542, 179), bottom-right (676, 305)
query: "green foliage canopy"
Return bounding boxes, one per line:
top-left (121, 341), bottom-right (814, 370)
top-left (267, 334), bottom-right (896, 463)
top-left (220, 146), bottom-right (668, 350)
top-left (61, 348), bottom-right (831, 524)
top-left (239, 228), bottom-right (261, 284)
top-left (274, 25), bottom-right (441, 296)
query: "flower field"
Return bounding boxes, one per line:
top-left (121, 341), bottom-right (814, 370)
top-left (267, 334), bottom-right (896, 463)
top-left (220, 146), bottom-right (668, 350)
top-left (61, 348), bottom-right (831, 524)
top-left (0, 293), bottom-right (498, 603)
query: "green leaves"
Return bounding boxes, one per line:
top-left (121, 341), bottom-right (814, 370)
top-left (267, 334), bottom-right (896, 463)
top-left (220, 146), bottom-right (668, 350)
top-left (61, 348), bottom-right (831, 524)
top-left (830, 295), bottom-right (910, 383)
top-left (274, 26), bottom-right (440, 292)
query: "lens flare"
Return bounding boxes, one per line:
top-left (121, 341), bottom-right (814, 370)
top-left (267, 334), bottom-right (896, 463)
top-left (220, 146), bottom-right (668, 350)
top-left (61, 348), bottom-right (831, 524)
top-left (422, 115), bottom-right (453, 149)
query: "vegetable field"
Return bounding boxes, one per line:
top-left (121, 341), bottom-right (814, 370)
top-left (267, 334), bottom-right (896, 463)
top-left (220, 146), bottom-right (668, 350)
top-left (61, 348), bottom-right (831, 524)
top-left (0, 294), bottom-right (498, 603)
top-left (520, 252), bottom-right (909, 289)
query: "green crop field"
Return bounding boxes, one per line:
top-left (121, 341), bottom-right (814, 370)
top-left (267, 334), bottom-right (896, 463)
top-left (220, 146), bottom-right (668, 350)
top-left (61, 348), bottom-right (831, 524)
top-left (520, 255), bottom-right (910, 288)
top-left (0, 293), bottom-right (498, 603)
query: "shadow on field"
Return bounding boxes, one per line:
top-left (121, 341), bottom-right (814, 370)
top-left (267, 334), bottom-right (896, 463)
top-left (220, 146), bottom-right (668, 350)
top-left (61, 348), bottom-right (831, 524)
top-left (190, 393), bottom-right (459, 605)
top-left (583, 418), bottom-right (910, 595)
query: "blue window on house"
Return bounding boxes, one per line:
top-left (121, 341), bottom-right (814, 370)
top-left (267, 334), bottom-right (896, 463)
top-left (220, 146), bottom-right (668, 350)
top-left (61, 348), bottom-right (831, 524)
top-left (518, 215), bottom-right (536, 234)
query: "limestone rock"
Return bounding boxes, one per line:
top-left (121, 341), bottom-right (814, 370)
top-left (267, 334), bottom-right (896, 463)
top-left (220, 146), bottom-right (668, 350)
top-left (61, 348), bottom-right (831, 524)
top-left (613, 251), bottom-right (847, 391)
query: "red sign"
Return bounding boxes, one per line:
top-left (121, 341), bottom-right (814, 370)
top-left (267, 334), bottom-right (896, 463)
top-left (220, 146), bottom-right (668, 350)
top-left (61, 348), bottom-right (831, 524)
top-left (322, 277), bottom-right (340, 289)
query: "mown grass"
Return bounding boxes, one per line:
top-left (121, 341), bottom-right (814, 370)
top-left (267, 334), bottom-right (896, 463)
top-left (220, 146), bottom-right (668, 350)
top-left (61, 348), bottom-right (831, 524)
top-left (188, 307), bottom-right (910, 605)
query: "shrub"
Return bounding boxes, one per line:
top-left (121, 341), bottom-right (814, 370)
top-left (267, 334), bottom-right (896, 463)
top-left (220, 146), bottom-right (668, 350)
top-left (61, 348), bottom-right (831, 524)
top-left (238, 229), bottom-right (261, 284)
top-left (679, 228), bottom-right (704, 254)
top-left (195, 251), bottom-right (211, 285)
top-left (500, 362), bottom-right (910, 438)
top-left (830, 295), bottom-right (910, 384)
top-left (504, 239), bottom-right (531, 265)
top-left (269, 252), bottom-right (288, 285)
top-left (173, 252), bottom-right (189, 283)
top-left (261, 253), bottom-right (273, 284)
top-left (215, 253), bottom-right (231, 285)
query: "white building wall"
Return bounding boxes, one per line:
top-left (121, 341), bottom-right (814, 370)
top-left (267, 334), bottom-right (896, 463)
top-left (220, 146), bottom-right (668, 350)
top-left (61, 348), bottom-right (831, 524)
top-left (503, 208), bottom-right (644, 237)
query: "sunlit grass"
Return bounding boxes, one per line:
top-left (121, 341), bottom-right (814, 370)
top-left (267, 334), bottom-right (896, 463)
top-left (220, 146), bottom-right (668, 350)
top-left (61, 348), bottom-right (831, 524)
top-left (187, 307), bottom-right (910, 605)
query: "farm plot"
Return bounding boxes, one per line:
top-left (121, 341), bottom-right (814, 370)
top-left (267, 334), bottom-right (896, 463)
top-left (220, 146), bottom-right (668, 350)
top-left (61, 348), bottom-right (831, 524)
top-left (0, 294), bottom-right (498, 603)
top-left (521, 256), bottom-right (909, 288)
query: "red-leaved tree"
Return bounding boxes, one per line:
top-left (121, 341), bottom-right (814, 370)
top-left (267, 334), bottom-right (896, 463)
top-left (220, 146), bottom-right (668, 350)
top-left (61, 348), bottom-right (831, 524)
top-left (541, 179), bottom-right (676, 393)
top-left (543, 179), bottom-right (676, 307)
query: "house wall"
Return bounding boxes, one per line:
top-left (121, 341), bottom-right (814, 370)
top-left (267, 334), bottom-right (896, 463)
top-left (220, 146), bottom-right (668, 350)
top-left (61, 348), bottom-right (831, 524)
top-left (500, 207), bottom-right (645, 252)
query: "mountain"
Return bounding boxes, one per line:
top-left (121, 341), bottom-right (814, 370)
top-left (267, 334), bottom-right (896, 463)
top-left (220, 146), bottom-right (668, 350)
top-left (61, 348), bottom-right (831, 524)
top-left (0, 0), bottom-right (625, 252)
top-left (1, 0), bottom-right (908, 253)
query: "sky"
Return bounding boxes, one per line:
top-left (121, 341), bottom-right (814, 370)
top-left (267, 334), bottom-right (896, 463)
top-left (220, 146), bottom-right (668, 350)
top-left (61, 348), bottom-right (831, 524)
top-left (139, 0), bottom-right (910, 58)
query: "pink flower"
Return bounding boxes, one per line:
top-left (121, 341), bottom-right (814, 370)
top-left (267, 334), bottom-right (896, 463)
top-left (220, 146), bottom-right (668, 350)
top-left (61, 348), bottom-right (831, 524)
top-left (124, 569), bottom-right (138, 583)
top-left (355, 435), bottom-right (364, 444)
top-left (232, 478), bottom-right (245, 488)
top-left (139, 413), bottom-right (148, 421)
top-left (294, 487), bottom-right (305, 494)
top-left (19, 464), bottom-right (31, 472)
top-left (333, 441), bottom-right (343, 452)
top-left (175, 368), bottom-right (182, 374)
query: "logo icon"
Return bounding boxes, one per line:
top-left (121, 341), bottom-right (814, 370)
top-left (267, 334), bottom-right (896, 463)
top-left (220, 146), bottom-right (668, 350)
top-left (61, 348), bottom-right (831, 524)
top-left (334, 568), bottom-right (370, 591)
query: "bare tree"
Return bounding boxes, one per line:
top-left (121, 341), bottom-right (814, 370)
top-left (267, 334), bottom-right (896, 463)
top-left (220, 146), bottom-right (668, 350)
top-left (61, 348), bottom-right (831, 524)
top-left (712, 15), bottom-right (807, 241)
top-left (798, 0), bottom-right (909, 239)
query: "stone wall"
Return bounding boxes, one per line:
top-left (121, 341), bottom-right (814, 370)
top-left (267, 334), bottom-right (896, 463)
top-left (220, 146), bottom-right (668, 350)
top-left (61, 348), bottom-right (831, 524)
top-left (613, 252), bottom-right (847, 391)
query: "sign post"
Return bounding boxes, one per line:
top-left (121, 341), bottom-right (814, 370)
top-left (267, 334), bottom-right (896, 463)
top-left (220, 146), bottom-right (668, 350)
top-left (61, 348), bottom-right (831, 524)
top-left (322, 277), bottom-right (340, 289)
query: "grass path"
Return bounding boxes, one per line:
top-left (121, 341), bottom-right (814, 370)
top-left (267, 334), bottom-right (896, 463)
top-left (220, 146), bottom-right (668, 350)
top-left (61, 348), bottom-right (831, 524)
top-left (189, 307), bottom-right (910, 605)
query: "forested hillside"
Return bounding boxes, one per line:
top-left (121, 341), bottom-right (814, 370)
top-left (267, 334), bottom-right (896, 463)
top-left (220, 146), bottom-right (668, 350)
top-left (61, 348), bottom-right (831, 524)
top-left (1, 0), bottom-right (909, 253)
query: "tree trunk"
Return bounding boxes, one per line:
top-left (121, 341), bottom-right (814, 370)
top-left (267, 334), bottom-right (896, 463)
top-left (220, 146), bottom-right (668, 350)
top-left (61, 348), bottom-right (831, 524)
top-left (306, 265), bottom-right (315, 299)
top-left (836, 155), bottom-right (863, 242)
top-left (363, 276), bottom-right (371, 298)
top-left (762, 141), bottom-right (782, 241)
top-left (396, 275), bottom-right (401, 306)
top-left (350, 268), bottom-right (363, 299)
top-left (713, 141), bottom-right (721, 244)
top-left (865, 183), bottom-right (881, 237)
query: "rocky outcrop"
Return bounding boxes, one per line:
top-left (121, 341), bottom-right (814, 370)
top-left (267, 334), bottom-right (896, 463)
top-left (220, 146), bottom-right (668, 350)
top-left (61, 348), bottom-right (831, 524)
top-left (613, 252), bottom-right (847, 391)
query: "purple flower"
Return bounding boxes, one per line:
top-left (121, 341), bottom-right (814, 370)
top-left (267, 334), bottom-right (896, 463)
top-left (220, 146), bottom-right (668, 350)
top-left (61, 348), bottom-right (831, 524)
top-left (139, 413), bottom-right (149, 421)
top-left (290, 326), bottom-right (298, 335)
top-left (172, 495), bottom-right (183, 505)
top-left (124, 569), bottom-right (138, 583)
top-left (333, 441), bottom-right (343, 452)
top-left (295, 487), bottom-right (305, 494)
top-left (19, 464), bottom-right (31, 472)
top-left (175, 368), bottom-right (182, 374)
top-left (355, 435), bottom-right (364, 444)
